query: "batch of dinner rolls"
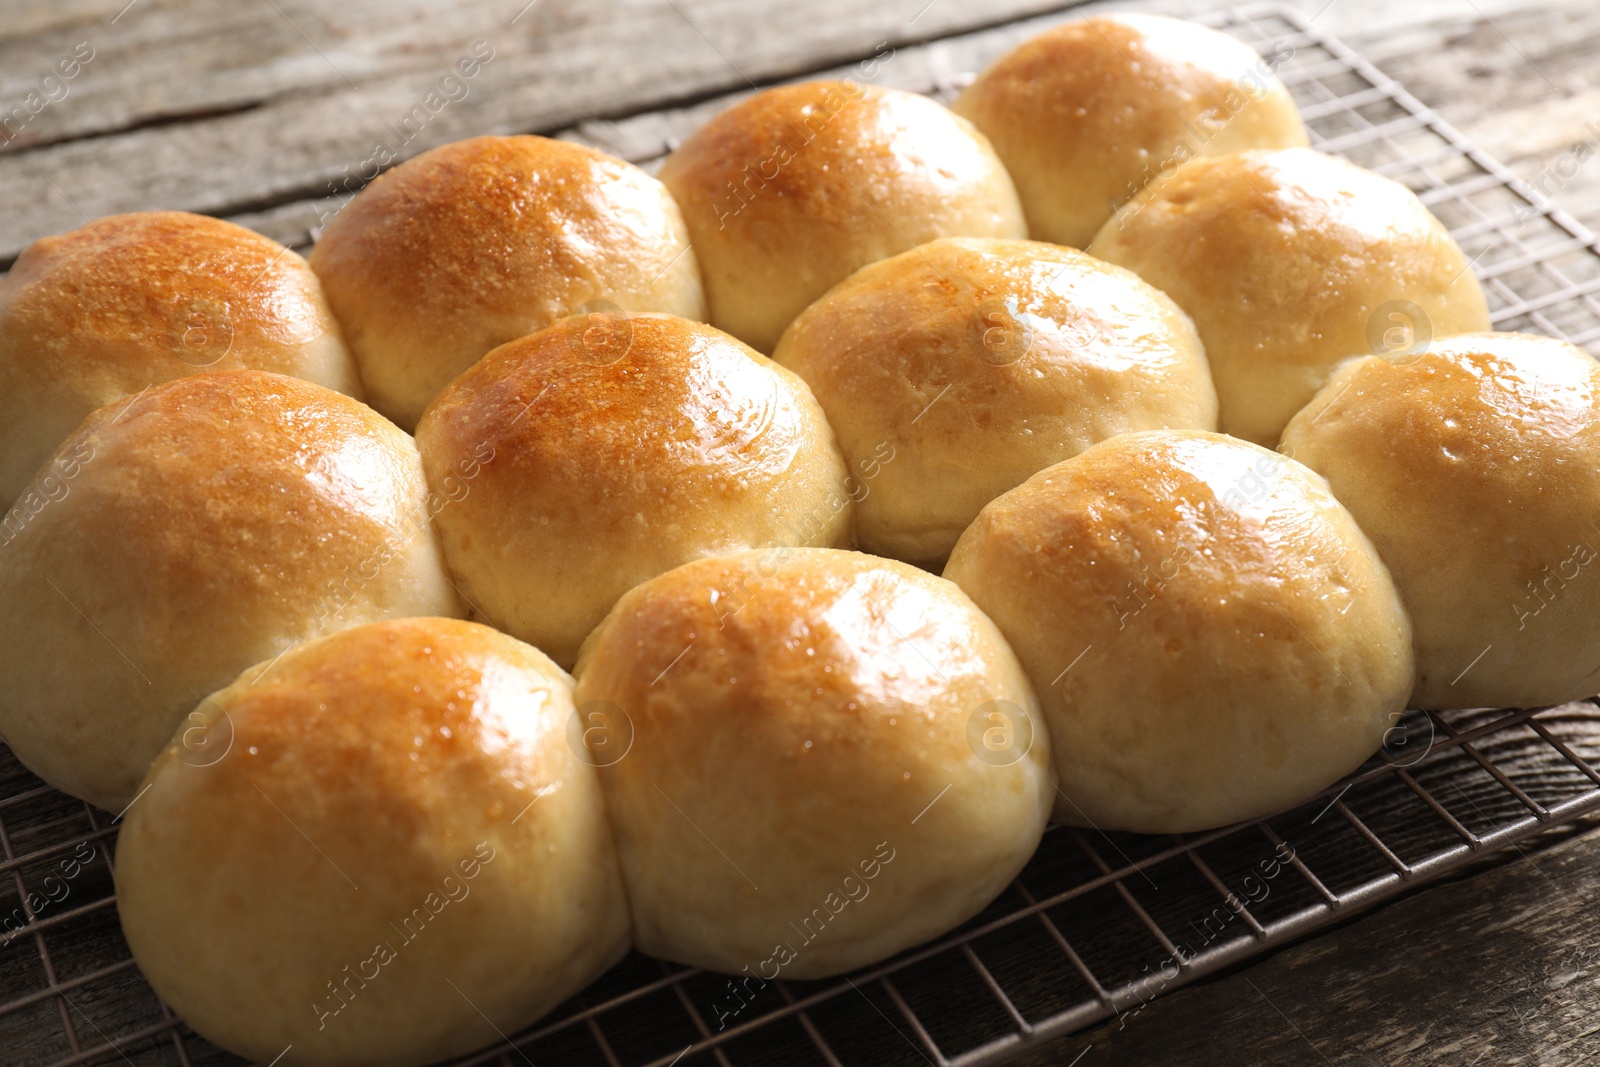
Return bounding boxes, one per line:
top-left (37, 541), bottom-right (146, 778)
top-left (0, 12), bottom-right (1587, 1066)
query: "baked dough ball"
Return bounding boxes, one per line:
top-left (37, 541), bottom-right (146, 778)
top-left (416, 314), bottom-right (851, 667)
top-left (658, 81), bottom-right (1025, 352)
top-left (0, 211), bottom-right (361, 509)
top-left (954, 14), bottom-right (1307, 248)
top-left (308, 135), bottom-right (706, 429)
top-left (944, 430), bottom-right (1413, 833)
top-left (0, 371), bottom-right (462, 811)
top-left (772, 237), bottom-right (1216, 565)
top-left (1088, 148), bottom-right (1491, 445)
top-left (574, 548), bottom-right (1051, 978)
top-left (1282, 333), bottom-right (1600, 709)
top-left (117, 618), bottom-right (629, 1067)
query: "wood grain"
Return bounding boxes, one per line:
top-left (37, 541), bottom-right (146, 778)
top-left (1013, 819), bottom-right (1600, 1066)
top-left (3, 0), bottom-right (1590, 267)
top-left (1, 1), bottom-right (1598, 1065)
top-left (0, 0), bottom-right (1078, 265)
top-left (1362, 1), bottom-right (1600, 247)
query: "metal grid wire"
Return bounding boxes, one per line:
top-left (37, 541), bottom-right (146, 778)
top-left (5, 3), bottom-right (1600, 1064)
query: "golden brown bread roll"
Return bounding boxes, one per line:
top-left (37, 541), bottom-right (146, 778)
top-left (415, 314), bottom-right (851, 668)
top-left (772, 237), bottom-right (1217, 566)
top-left (117, 617), bottom-right (629, 1067)
top-left (1087, 148), bottom-right (1491, 445)
top-left (574, 548), bottom-right (1052, 978)
top-left (658, 81), bottom-right (1025, 352)
top-left (954, 14), bottom-right (1308, 247)
top-left (943, 430), bottom-right (1414, 833)
top-left (308, 135), bottom-right (706, 429)
top-left (1281, 333), bottom-right (1600, 709)
top-left (0, 371), bottom-right (463, 810)
top-left (0, 211), bottom-right (361, 509)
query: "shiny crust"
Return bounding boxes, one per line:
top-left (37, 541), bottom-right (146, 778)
top-left (1282, 333), bottom-right (1600, 709)
top-left (772, 237), bottom-right (1217, 565)
top-left (1087, 148), bottom-right (1491, 445)
top-left (573, 548), bottom-right (1052, 978)
top-left (116, 618), bottom-right (630, 1067)
top-left (308, 135), bottom-right (706, 429)
top-left (0, 211), bottom-right (360, 508)
top-left (943, 430), bottom-right (1413, 833)
top-left (658, 81), bottom-right (1025, 352)
top-left (0, 370), bottom-right (463, 810)
top-left (953, 14), bottom-right (1308, 247)
top-left (414, 314), bottom-right (851, 667)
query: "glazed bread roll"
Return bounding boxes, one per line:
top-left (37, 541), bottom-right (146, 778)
top-left (0, 371), bottom-right (462, 811)
top-left (954, 14), bottom-right (1308, 247)
top-left (415, 314), bottom-right (851, 667)
top-left (574, 548), bottom-right (1053, 978)
top-left (309, 135), bottom-right (706, 429)
top-left (658, 81), bottom-right (1025, 352)
top-left (772, 237), bottom-right (1217, 565)
top-left (944, 430), bottom-right (1413, 833)
top-left (1088, 148), bottom-right (1491, 445)
top-left (0, 211), bottom-right (361, 509)
top-left (117, 618), bottom-right (629, 1067)
top-left (1282, 333), bottom-right (1600, 710)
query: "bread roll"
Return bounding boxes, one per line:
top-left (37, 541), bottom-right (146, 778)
top-left (117, 618), bottom-right (629, 1067)
top-left (0, 211), bottom-right (361, 509)
top-left (573, 548), bottom-right (1052, 979)
top-left (1087, 148), bottom-right (1491, 445)
top-left (954, 14), bottom-right (1306, 248)
top-left (415, 314), bottom-right (851, 667)
top-left (772, 237), bottom-right (1216, 565)
top-left (1282, 333), bottom-right (1600, 709)
top-left (308, 135), bottom-right (705, 429)
top-left (658, 81), bottom-right (1025, 352)
top-left (943, 430), bottom-right (1413, 833)
top-left (0, 371), bottom-right (462, 810)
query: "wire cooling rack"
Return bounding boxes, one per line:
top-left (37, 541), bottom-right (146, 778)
top-left (6, 3), bottom-right (1600, 1065)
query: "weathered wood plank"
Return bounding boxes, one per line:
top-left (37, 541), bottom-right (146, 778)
top-left (1011, 818), bottom-right (1600, 1065)
top-left (1360, 1), bottom-right (1600, 243)
top-left (218, 0), bottom-right (1600, 263)
top-left (0, 0), bottom-right (524, 152)
top-left (0, 2), bottom-right (1597, 1065)
top-left (0, 0), bottom-right (1084, 264)
top-left (0, 0), bottom-right (1571, 268)
top-left (228, 8), bottom-right (1087, 252)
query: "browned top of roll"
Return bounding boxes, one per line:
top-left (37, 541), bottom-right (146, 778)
top-left (312, 136), bottom-right (687, 317)
top-left (4, 211), bottom-right (338, 362)
top-left (115, 617), bottom-right (628, 1065)
top-left (1086, 148), bottom-right (1491, 445)
top-left (153, 618), bottom-right (573, 840)
top-left (657, 81), bottom-right (1024, 351)
top-left (414, 313), bottom-right (850, 665)
top-left (0, 210), bottom-right (360, 505)
top-left (79, 371), bottom-right (419, 550)
top-left (307, 135), bottom-right (704, 428)
top-left (952, 14), bottom-right (1307, 246)
top-left (417, 313), bottom-right (827, 508)
top-left (660, 81), bottom-right (1005, 241)
top-left (0, 368), bottom-right (462, 811)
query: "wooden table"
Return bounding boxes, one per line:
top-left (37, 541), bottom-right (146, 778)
top-left (4, 0), bottom-right (1600, 1064)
